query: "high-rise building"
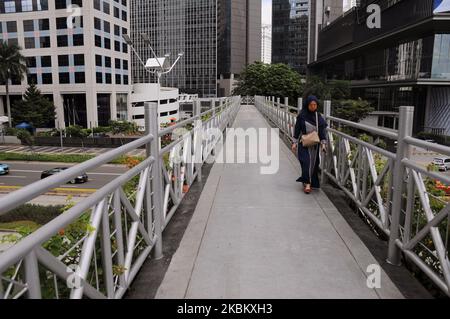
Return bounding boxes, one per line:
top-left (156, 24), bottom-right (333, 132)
top-left (343, 0), bottom-right (358, 13)
top-left (217, 0), bottom-right (262, 96)
top-left (0, 0), bottom-right (132, 129)
top-left (131, 0), bottom-right (261, 98)
top-left (272, 0), bottom-right (310, 75)
top-left (309, 0), bottom-right (345, 64)
top-left (309, 0), bottom-right (450, 135)
top-left (262, 24), bottom-right (272, 64)
top-left (131, 0), bottom-right (217, 98)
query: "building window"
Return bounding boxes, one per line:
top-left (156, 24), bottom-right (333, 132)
top-left (58, 55), bottom-right (69, 67)
top-left (24, 37), bottom-right (35, 49)
top-left (21, 0), bottom-right (33, 11)
top-left (27, 73), bottom-right (38, 84)
top-left (104, 38), bottom-right (111, 49)
top-left (96, 55), bottom-right (102, 67)
top-left (73, 34), bottom-right (84, 46)
top-left (59, 72), bottom-right (70, 84)
top-left (41, 56), bottom-right (51, 67)
top-left (104, 21), bottom-right (110, 33)
top-left (94, 18), bottom-right (101, 30)
top-left (74, 54), bottom-right (84, 66)
top-left (40, 36), bottom-right (51, 48)
top-left (27, 57), bottom-right (37, 68)
top-left (39, 19), bottom-right (50, 31)
top-left (103, 2), bottom-right (110, 14)
top-left (5, 1), bottom-right (16, 13)
top-left (75, 72), bottom-right (85, 83)
top-left (95, 35), bottom-right (102, 47)
top-left (56, 17), bottom-right (67, 29)
top-left (23, 20), bottom-right (34, 32)
top-left (57, 35), bottom-right (68, 47)
top-left (94, 0), bottom-right (101, 10)
top-left (96, 72), bottom-right (103, 84)
top-left (42, 73), bottom-right (53, 84)
top-left (6, 21), bottom-right (17, 33)
top-left (105, 73), bottom-right (112, 84)
top-left (115, 74), bottom-right (121, 85)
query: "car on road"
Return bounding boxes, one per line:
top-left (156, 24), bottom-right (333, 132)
top-left (0, 163), bottom-right (10, 175)
top-left (432, 157), bottom-right (450, 171)
top-left (41, 167), bottom-right (89, 184)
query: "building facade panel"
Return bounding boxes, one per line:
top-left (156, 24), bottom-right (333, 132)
top-left (0, 0), bottom-right (132, 129)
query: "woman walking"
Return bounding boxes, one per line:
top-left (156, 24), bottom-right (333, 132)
top-left (292, 96), bottom-right (328, 194)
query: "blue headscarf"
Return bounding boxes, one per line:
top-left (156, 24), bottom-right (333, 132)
top-left (299, 95), bottom-right (327, 131)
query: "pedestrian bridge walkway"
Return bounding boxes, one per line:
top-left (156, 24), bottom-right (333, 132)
top-left (1, 96), bottom-right (448, 299)
top-left (155, 105), bottom-right (402, 299)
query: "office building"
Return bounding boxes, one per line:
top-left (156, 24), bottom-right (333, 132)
top-left (272, 0), bottom-right (310, 75)
top-left (309, 0), bottom-right (344, 64)
top-left (217, 0), bottom-right (262, 96)
top-left (131, 0), bottom-right (261, 98)
top-left (262, 24), bottom-right (272, 64)
top-left (309, 0), bottom-right (450, 135)
top-left (0, 0), bottom-right (132, 129)
top-left (131, 0), bottom-right (217, 98)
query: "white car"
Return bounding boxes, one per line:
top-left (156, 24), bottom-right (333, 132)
top-left (433, 157), bottom-right (450, 171)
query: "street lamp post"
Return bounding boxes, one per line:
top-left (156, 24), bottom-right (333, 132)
top-left (122, 33), bottom-right (183, 260)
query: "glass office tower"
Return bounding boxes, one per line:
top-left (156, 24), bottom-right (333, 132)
top-left (272, 0), bottom-right (309, 75)
top-left (131, 0), bottom-right (217, 97)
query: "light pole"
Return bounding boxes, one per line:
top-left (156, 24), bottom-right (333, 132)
top-left (122, 33), bottom-right (184, 129)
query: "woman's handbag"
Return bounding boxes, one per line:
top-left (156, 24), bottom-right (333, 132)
top-left (300, 112), bottom-right (320, 147)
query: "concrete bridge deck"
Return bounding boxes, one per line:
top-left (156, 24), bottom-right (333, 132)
top-left (156, 105), bottom-right (403, 299)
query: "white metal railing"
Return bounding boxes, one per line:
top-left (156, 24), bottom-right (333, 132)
top-left (255, 95), bottom-right (450, 297)
top-left (0, 96), bottom-right (241, 299)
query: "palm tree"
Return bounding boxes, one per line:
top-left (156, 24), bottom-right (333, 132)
top-left (0, 40), bottom-right (27, 127)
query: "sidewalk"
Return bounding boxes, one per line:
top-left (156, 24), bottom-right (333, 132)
top-left (155, 105), bottom-right (403, 299)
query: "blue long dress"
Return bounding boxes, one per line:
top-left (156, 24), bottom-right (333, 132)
top-left (293, 101), bottom-right (328, 189)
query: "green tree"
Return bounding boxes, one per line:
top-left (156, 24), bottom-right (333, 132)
top-left (66, 125), bottom-right (89, 148)
top-left (12, 82), bottom-right (56, 127)
top-left (233, 62), bottom-right (304, 103)
top-left (0, 40), bottom-right (28, 127)
top-left (16, 129), bottom-right (34, 151)
top-left (333, 99), bottom-right (374, 123)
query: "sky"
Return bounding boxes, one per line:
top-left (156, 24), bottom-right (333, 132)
top-left (262, 0), bottom-right (272, 25)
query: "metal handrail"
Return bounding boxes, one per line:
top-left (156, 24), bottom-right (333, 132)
top-left (0, 135), bottom-right (154, 215)
top-left (255, 95), bottom-right (450, 297)
top-left (0, 96), bottom-right (242, 299)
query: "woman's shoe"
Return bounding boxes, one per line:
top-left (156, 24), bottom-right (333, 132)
top-left (304, 185), bottom-right (311, 194)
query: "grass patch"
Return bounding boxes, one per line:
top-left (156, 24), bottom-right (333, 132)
top-left (0, 152), bottom-right (94, 163)
top-left (0, 204), bottom-right (64, 225)
top-left (0, 152), bottom-right (144, 165)
top-left (0, 221), bottom-right (41, 232)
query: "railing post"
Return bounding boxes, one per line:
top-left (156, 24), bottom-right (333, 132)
top-left (320, 100), bottom-right (332, 184)
top-left (195, 99), bottom-right (205, 181)
top-left (387, 106), bottom-right (414, 266)
top-left (276, 97), bottom-right (281, 126)
top-left (146, 102), bottom-right (163, 260)
top-left (24, 250), bottom-right (41, 299)
top-left (321, 101), bottom-right (332, 184)
top-left (297, 98), bottom-right (303, 116)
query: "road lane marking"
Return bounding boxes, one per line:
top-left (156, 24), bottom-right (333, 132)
top-left (0, 175), bottom-right (27, 179)
top-left (10, 169), bottom-right (123, 176)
